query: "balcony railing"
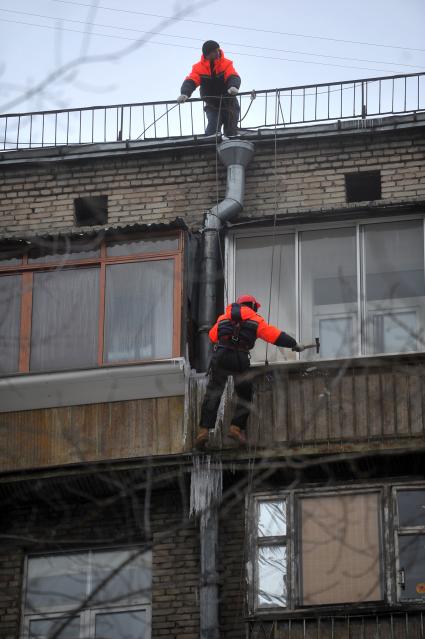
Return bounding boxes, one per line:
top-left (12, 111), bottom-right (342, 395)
top-left (250, 609), bottom-right (425, 638)
top-left (188, 353), bottom-right (425, 454)
top-left (1, 71), bottom-right (424, 151)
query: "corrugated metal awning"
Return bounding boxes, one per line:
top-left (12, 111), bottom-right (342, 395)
top-left (0, 217), bottom-right (187, 248)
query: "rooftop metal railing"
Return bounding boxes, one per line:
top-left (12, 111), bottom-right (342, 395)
top-left (1, 71), bottom-right (424, 151)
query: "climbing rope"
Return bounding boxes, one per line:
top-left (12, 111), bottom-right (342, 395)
top-left (238, 90), bottom-right (257, 125)
top-left (264, 90), bottom-right (283, 368)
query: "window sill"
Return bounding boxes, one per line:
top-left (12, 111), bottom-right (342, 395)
top-left (0, 358), bottom-right (186, 413)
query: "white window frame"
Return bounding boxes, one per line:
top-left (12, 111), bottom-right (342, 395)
top-left (20, 546), bottom-right (152, 639)
top-left (226, 214), bottom-right (425, 363)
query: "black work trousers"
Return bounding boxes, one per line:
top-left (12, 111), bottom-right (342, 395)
top-left (200, 347), bottom-right (252, 431)
top-left (204, 97), bottom-right (240, 136)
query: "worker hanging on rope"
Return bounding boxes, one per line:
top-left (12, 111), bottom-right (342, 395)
top-left (177, 40), bottom-right (241, 137)
top-left (195, 295), bottom-right (305, 450)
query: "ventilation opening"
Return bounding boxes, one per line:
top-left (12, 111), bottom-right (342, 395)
top-left (74, 195), bottom-right (108, 226)
top-left (345, 171), bottom-right (382, 203)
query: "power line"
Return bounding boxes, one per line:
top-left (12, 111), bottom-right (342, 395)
top-left (0, 7), bottom-right (422, 70)
top-left (50, 0), bottom-right (425, 54)
top-left (1, 16), bottom-right (422, 75)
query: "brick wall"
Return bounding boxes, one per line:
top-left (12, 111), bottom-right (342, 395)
top-left (0, 487), bottom-right (200, 639)
top-left (0, 482), bottom-right (249, 639)
top-left (0, 125), bottom-right (424, 238)
top-left (219, 499), bottom-right (247, 638)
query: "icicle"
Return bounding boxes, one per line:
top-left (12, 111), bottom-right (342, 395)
top-left (190, 455), bottom-right (223, 532)
top-left (214, 375), bottom-right (233, 430)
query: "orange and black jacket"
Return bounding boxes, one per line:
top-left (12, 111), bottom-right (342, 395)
top-left (180, 49), bottom-right (241, 107)
top-left (209, 303), bottom-right (297, 351)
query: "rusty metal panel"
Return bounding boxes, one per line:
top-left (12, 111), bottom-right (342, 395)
top-left (0, 395), bottom-right (185, 472)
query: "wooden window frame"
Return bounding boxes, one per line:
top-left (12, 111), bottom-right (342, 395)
top-left (248, 493), bottom-right (292, 613)
top-left (0, 231), bottom-right (183, 374)
top-left (248, 485), bottom-right (393, 616)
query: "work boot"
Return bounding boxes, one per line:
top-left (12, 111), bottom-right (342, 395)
top-left (228, 425), bottom-right (247, 447)
top-left (194, 427), bottom-right (209, 450)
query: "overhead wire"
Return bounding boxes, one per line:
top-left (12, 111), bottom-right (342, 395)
top-left (0, 7), bottom-right (422, 70)
top-left (0, 16), bottom-right (424, 74)
top-left (50, 0), bottom-right (425, 54)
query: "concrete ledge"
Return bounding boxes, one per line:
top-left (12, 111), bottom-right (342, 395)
top-left (0, 359), bottom-right (186, 412)
top-left (0, 112), bottom-right (424, 166)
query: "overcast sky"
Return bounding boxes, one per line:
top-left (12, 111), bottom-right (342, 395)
top-left (0, 0), bottom-right (424, 114)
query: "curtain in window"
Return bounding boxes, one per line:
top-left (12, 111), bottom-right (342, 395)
top-left (235, 235), bottom-right (296, 363)
top-left (300, 228), bottom-right (357, 359)
top-left (0, 274), bottom-right (21, 373)
top-left (104, 259), bottom-right (174, 363)
top-left (364, 220), bottom-right (425, 354)
top-left (300, 492), bottom-right (382, 605)
top-left (30, 268), bottom-right (99, 372)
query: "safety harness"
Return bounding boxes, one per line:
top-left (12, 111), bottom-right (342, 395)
top-left (216, 303), bottom-right (250, 353)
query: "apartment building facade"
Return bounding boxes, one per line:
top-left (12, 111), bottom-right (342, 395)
top-left (1, 75), bottom-right (425, 638)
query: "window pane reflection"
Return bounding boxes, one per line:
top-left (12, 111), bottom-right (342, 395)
top-left (91, 550), bottom-right (152, 604)
top-left (26, 554), bottom-right (87, 610)
top-left (30, 268), bottom-right (99, 372)
top-left (258, 501), bottom-right (286, 537)
top-left (95, 610), bottom-right (148, 639)
top-left (235, 234), bottom-right (296, 364)
top-left (364, 221), bottom-right (425, 354)
top-left (258, 545), bottom-right (287, 607)
top-left (399, 535), bottom-right (425, 600)
top-left (0, 274), bottom-right (21, 373)
top-left (29, 616), bottom-right (80, 638)
top-left (398, 490), bottom-right (425, 528)
top-left (300, 228), bottom-right (357, 360)
top-left (104, 260), bottom-right (173, 362)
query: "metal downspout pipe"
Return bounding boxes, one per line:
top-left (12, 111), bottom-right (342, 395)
top-left (199, 139), bottom-right (255, 372)
top-left (197, 139), bottom-right (254, 639)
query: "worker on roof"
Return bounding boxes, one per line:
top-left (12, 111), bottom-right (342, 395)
top-left (195, 295), bottom-right (305, 450)
top-left (177, 40), bottom-right (241, 137)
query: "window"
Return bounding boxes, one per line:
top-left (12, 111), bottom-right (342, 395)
top-left (364, 220), bottom-right (425, 355)
top-left (300, 227), bottom-right (358, 359)
top-left (74, 196), bottom-right (108, 226)
top-left (254, 500), bottom-right (288, 608)
top-left (395, 488), bottom-right (425, 602)
top-left (0, 233), bottom-right (182, 374)
top-left (234, 233), bottom-right (296, 363)
top-left (229, 217), bottom-right (425, 361)
top-left (345, 171), bottom-right (382, 203)
top-left (23, 548), bottom-right (151, 639)
top-left (250, 484), bottom-right (425, 614)
top-left (0, 273), bottom-right (21, 373)
top-left (300, 492), bottom-right (382, 605)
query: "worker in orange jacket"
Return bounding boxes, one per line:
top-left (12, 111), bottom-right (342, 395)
top-left (177, 40), bottom-right (241, 136)
top-left (195, 295), bottom-right (304, 450)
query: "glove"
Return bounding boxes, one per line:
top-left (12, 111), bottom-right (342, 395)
top-left (227, 87), bottom-right (239, 96)
top-left (292, 343), bottom-right (305, 353)
top-left (176, 94), bottom-right (188, 104)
